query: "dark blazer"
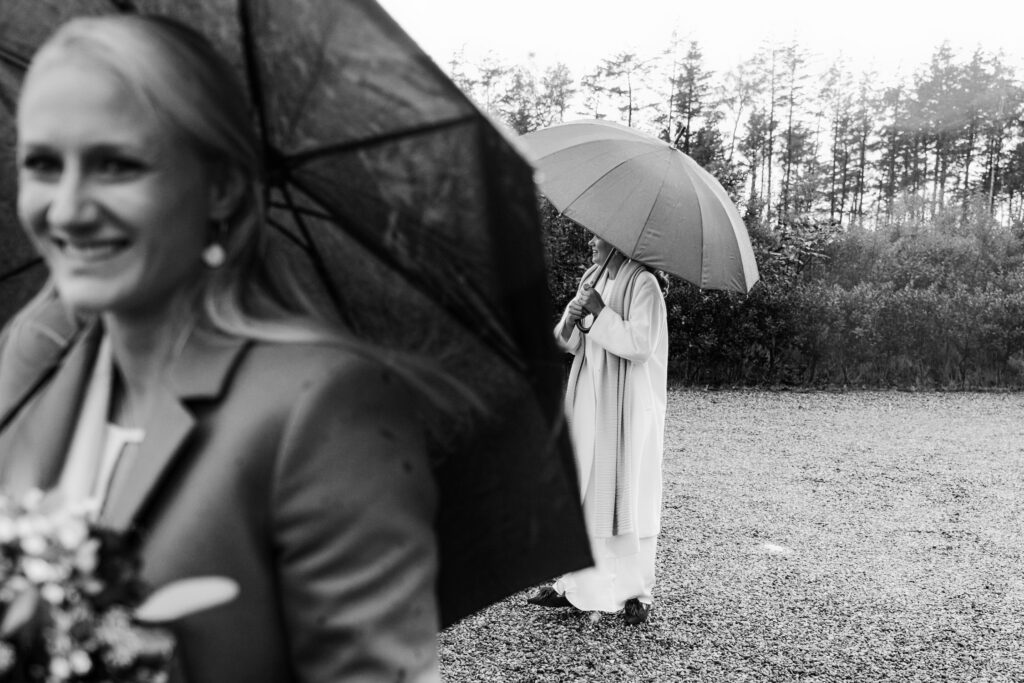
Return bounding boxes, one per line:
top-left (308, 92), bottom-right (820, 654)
top-left (0, 293), bottom-right (440, 683)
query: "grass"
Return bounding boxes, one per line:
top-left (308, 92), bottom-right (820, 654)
top-left (439, 390), bottom-right (1024, 682)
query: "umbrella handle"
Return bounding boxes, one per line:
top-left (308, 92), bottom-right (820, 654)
top-left (572, 252), bottom-right (613, 334)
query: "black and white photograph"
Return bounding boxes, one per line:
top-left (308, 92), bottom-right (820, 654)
top-left (0, 0), bottom-right (1021, 681)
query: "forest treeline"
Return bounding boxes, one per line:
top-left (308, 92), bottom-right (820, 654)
top-left (449, 37), bottom-right (1024, 387)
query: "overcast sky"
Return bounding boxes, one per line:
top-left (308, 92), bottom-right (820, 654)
top-left (377, 0), bottom-right (1024, 80)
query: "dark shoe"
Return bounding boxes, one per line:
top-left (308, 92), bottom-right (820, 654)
top-left (526, 586), bottom-right (571, 608)
top-left (623, 598), bottom-right (651, 625)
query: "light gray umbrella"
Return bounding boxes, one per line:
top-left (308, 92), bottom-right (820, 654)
top-left (521, 119), bottom-right (760, 293)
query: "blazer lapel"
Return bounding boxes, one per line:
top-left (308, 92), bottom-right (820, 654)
top-left (0, 323), bottom-right (102, 497)
top-left (0, 288), bottom-right (83, 429)
top-left (99, 328), bottom-right (249, 530)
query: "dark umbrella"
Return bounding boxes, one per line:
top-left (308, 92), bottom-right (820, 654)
top-left (0, 0), bottom-right (590, 626)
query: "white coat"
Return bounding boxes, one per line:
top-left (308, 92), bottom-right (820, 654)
top-left (552, 264), bottom-right (667, 610)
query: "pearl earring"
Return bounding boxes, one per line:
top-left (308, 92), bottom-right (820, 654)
top-left (203, 219), bottom-right (228, 268)
top-left (202, 242), bottom-right (226, 268)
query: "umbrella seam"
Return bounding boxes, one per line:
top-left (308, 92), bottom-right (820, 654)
top-left (284, 114), bottom-right (479, 168)
top-left (0, 45), bottom-right (29, 70)
top-left (0, 258), bottom-right (43, 285)
top-left (276, 183), bottom-right (355, 329)
top-left (266, 201), bottom-right (334, 222)
top-left (672, 154), bottom-right (707, 287)
top-left (359, 0), bottom-right (474, 110)
top-left (279, 6), bottom-right (337, 146)
top-left (629, 151), bottom-right (673, 259)
top-left (695, 162), bottom-right (706, 285)
top-left (237, 0), bottom-right (275, 177)
top-left (284, 175), bottom-right (527, 372)
top-left (559, 147), bottom-right (668, 221)
top-left (265, 215), bottom-right (310, 249)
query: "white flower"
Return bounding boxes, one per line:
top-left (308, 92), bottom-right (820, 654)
top-left (73, 498), bottom-right (101, 519)
top-left (21, 488), bottom-right (44, 511)
top-left (41, 582), bottom-right (65, 605)
top-left (15, 515), bottom-right (38, 539)
top-left (56, 517), bottom-right (89, 550)
top-left (19, 533), bottom-right (47, 556)
top-left (15, 511), bottom-right (54, 540)
top-left (69, 649), bottom-right (92, 675)
top-left (75, 538), bottom-right (101, 574)
top-left (49, 656), bottom-right (71, 680)
top-left (0, 517), bottom-right (16, 543)
top-left (5, 575), bottom-right (29, 593)
top-left (0, 641), bottom-right (15, 673)
top-left (22, 557), bottom-right (56, 583)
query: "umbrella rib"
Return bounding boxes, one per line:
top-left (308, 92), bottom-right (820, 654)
top-left (0, 45), bottom-right (28, 69)
top-left (284, 114), bottom-right (478, 168)
top-left (281, 178), bottom-right (446, 290)
top-left (272, 188), bottom-right (467, 264)
top-left (560, 147), bottom-right (665, 215)
top-left (677, 157), bottom-right (708, 286)
top-left (266, 201), bottom-right (335, 222)
top-left (265, 214), bottom-right (312, 250)
top-left (627, 155), bottom-right (674, 259)
top-left (276, 183), bottom-right (356, 329)
top-left (630, 150), bottom-right (693, 263)
top-left (0, 258), bottom-right (43, 284)
top-left (271, 186), bottom-right (471, 269)
top-left (285, 176), bottom-right (525, 371)
top-left (237, 0), bottom-right (275, 171)
top-left (278, 9), bottom-right (334, 145)
top-left (271, 197), bottom-right (457, 258)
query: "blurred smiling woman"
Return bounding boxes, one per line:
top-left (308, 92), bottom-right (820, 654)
top-left (1, 14), bottom-right (441, 683)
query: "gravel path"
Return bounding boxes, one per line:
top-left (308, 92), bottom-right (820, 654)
top-left (439, 390), bottom-right (1024, 682)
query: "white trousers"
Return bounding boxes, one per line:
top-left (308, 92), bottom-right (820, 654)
top-left (555, 534), bottom-right (657, 612)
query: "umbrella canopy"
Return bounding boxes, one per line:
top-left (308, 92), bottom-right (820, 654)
top-left (520, 119), bottom-right (760, 293)
top-left (0, 0), bottom-right (589, 626)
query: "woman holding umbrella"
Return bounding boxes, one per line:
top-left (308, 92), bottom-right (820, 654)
top-left (528, 232), bottom-right (668, 625)
top-left (0, 14), bottom-right (444, 681)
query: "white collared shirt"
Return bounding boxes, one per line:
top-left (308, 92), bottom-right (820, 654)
top-left (58, 334), bottom-right (144, 516)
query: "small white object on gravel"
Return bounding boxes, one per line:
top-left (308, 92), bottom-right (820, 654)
top-left (762, 542), bottom-right (794, 555)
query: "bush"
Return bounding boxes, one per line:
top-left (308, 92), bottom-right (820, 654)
top-left (539, 198), bottom-right (1024, 388)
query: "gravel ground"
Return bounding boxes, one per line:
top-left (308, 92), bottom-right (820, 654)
top-left (439, 390), bottom-right (1024, 682)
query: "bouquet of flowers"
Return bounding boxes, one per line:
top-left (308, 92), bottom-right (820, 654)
top-left (0, 490), bottom-right (236, 683)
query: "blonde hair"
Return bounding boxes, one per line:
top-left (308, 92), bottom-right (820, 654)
top-left (23, 14), bottom-right (478, 424)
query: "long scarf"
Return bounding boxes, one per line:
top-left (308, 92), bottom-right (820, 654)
top-left (565, 259), bottom-right (646, 538)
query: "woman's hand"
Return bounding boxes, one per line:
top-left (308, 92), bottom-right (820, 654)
top-left (566, 299), bottom-right (587, 323)
top-left (576, 284), bottom-right (605, 318)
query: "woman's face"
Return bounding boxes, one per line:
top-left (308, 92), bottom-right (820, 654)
top-left (16, 58), bottom-right (214, 319)
top-left (588, 233), bottom-right (615, 266)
